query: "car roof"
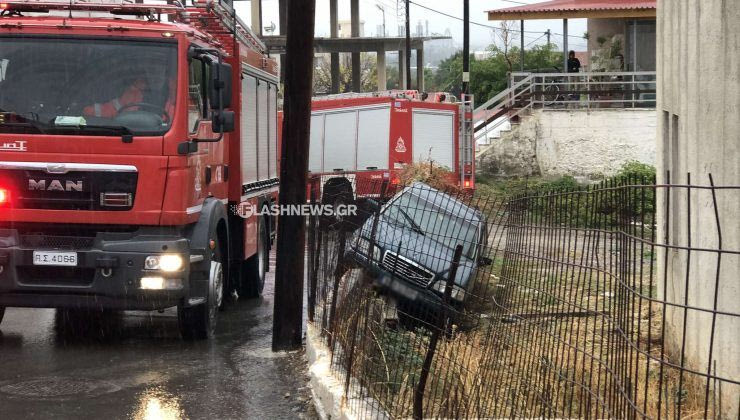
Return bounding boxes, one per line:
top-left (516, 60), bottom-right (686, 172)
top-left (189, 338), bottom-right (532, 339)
top-left (404, 182), bottom-right (482, 223)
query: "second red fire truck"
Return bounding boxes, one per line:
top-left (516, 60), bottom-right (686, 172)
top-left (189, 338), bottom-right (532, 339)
top-left (306, 91), bottom-right (475, 209)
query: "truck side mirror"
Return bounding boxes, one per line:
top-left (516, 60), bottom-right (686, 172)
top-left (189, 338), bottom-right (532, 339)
top-left (212, 110), bottom-right (235, 133)
top-left (209, 62), bottom-right (232, 110)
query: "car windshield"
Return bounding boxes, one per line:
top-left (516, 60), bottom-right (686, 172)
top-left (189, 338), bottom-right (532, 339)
top-left (0, 36), bottom-right (177, 136)
top-left (383, 190), bottom-right (480, 258)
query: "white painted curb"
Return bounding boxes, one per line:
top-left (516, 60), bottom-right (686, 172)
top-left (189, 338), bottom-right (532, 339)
top-left (306, 323), bottom-right (387, 420)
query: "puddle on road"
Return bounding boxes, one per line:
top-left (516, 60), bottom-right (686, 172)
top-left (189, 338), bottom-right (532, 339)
top-left (0, 376), bottom-right (121, 400)
top-left (129, 386), bottom-right (185, 420)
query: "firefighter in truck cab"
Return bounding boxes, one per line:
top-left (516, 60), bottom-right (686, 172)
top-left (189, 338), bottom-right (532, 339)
top-left (83, 78), bottom-right (177, 123)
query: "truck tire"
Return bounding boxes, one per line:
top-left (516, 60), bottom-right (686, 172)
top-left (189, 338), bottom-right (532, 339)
top-left (241, 216), bottom-right (267, 298)
top-left (321, 181), bottom-right (354, 231)
top-left (178, 235), bottom-right (224, 340)
top-left (0, 306), bottom-right (5, 326)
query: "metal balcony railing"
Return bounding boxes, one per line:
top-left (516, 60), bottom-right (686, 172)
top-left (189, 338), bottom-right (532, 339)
top-left (473, 71), bottom-right (657, 144)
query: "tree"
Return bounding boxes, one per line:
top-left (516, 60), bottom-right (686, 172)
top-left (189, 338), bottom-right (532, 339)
top-left (430, 43), bottom-right (562, 104)
top-left (495, 20), bottom-right (517, 73)
top-left (313, 53), bottom-right (381, 94)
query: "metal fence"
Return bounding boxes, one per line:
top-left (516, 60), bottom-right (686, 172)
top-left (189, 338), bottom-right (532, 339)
top-left (305, 174), bottom-right (740, 419)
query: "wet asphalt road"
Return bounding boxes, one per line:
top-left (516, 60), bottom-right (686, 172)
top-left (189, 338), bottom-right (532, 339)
top-left (0, 252), bottom-right (317, 420)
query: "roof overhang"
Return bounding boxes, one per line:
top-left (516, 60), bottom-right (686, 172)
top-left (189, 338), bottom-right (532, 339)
top-left (487, 0), bottom-right (656, 21)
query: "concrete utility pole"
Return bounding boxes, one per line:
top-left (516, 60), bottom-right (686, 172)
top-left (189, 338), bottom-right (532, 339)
top-left (405, 0), bottom-right (411, 89)
top-left (376, 4), bottom-right (385, 37)
top-left (520, 20), bottom-right (524, 71)
top-left (351, 0), bottom-right (361, 92)
top-left (330, 0), bottom-right (339, 93)
top-left (462, 0), bottom-right (469, 94)
top-left (272, 0), bottom-right (316, 351)
top-left (546, 29), bottom-right (551, 46)
top-left (250, 0), bottom-right (262, 37)
top-left (563, 19), bottom-right (568, 72)
top-left (278, 0), bottom-right (287, 82)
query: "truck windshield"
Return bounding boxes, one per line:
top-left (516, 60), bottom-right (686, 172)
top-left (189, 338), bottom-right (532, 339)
top-left (0, 37), bottom-right (177, 136)
top-left (384, 191), bottom-right (480, 258)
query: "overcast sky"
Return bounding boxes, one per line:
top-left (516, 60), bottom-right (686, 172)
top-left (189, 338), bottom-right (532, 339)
top-left (235, 0), bottom-right (588, 52)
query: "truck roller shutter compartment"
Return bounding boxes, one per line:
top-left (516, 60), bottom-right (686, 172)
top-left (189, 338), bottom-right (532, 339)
top-left (357, 106), bottom-right (391, 170)
top-left (268, 83), bottom-right (278, 180)
top-left (241, 75), bottom-right (258, 185)
top-left (257, 81), bottom-right (269, 181)
top-left (412, 110), bottom-right (455, 170)
top-left (309, 114), bottom-right (325, 173)
top-left (323, 111), bottom-right (357, 172)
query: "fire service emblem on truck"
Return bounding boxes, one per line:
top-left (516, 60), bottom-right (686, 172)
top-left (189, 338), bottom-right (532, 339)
top-left (395, 137), bottom-right (407, 153)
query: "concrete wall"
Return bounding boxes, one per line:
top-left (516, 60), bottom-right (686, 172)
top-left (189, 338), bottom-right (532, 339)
top-left (657, 1), bottom-right (740, 418)
top-left (477, 109), bottom-right (656, 179)
top-left (536, 109), bottom-right (656, 177)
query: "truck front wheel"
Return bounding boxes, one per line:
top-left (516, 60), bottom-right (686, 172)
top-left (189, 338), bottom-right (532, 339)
top-left (178, 237), bottom-right (224, 340)
top-left (240, 216), bottom-right (267, 298)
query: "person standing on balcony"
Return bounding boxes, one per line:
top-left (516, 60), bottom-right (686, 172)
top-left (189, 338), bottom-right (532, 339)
top-left (566, 51), bottom-right (581, 105)
top-left (567, 51), bottom-right (581, 73)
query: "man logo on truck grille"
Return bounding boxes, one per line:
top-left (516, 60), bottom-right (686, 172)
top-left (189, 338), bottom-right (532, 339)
top-left (28, 179), bottom-right (84, 192)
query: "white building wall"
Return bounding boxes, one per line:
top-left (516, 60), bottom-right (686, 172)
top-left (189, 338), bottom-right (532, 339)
top-left (657, 1), bottom-right (740, 418)
top-left (477, 109), bottom-right (656, 178)
top-left (536, 109), bottom-right (656, 177)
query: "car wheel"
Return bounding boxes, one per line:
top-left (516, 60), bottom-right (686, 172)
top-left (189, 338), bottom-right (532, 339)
top-left (179, 236), bottom-right (224, 340)
top-left (241, 217), bottom-right (267, 298)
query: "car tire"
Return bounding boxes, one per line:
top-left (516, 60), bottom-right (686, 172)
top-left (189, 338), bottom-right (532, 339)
top-left (178, 236), bottom-right (224, 340)
top-left (241, 217), bottom-right (267, 298)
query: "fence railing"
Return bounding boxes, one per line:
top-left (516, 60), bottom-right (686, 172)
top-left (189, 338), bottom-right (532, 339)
top-left (305, 174), bottom-right (740, 419)
top-left (511, 71), bottom-right (657, 109)
top-left (474, 71), bottom-right (657, 144)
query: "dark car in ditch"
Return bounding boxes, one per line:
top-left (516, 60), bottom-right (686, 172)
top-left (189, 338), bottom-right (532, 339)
top-left (345, 182), bottom-right (491, 327)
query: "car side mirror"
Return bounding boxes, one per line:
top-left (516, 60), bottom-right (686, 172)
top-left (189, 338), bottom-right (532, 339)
top-left (208, 62), bottom-right (232, 110)
top-left (477, 256), bottom-right (493, 267)
top-left (212, 110), bottom-right (235, 133)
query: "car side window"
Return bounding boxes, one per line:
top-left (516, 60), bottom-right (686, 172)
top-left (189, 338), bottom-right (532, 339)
top-left (188, 58), bottom-right (209, 132)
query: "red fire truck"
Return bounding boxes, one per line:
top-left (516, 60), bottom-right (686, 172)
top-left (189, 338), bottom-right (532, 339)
top-left (0, 0), bottom-right (279, 339)
top-left (306, 91), bottom-right (475, 210)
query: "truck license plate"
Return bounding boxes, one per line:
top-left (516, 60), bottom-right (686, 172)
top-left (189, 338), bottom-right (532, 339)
top-left (33, 251), bottom-right (78, 267)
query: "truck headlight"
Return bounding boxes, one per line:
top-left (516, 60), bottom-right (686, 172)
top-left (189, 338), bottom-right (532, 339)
top-left (144, 254), bottom-right (184, 272)
top-left (432, 280), bottom-right (466, 301)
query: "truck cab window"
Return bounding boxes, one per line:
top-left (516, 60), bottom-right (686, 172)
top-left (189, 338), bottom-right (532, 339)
top-left (188, 58), bottom-right (209, 132)
top-left (0, 37), bottom-right (177, 136)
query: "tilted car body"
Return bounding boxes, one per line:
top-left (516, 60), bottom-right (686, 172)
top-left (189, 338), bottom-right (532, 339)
top-left (345, 183), bottom-right (489, 321)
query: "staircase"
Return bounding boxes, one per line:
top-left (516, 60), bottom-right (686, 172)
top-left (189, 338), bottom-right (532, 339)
top-left (472, 73), bottom-right (535, 154)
